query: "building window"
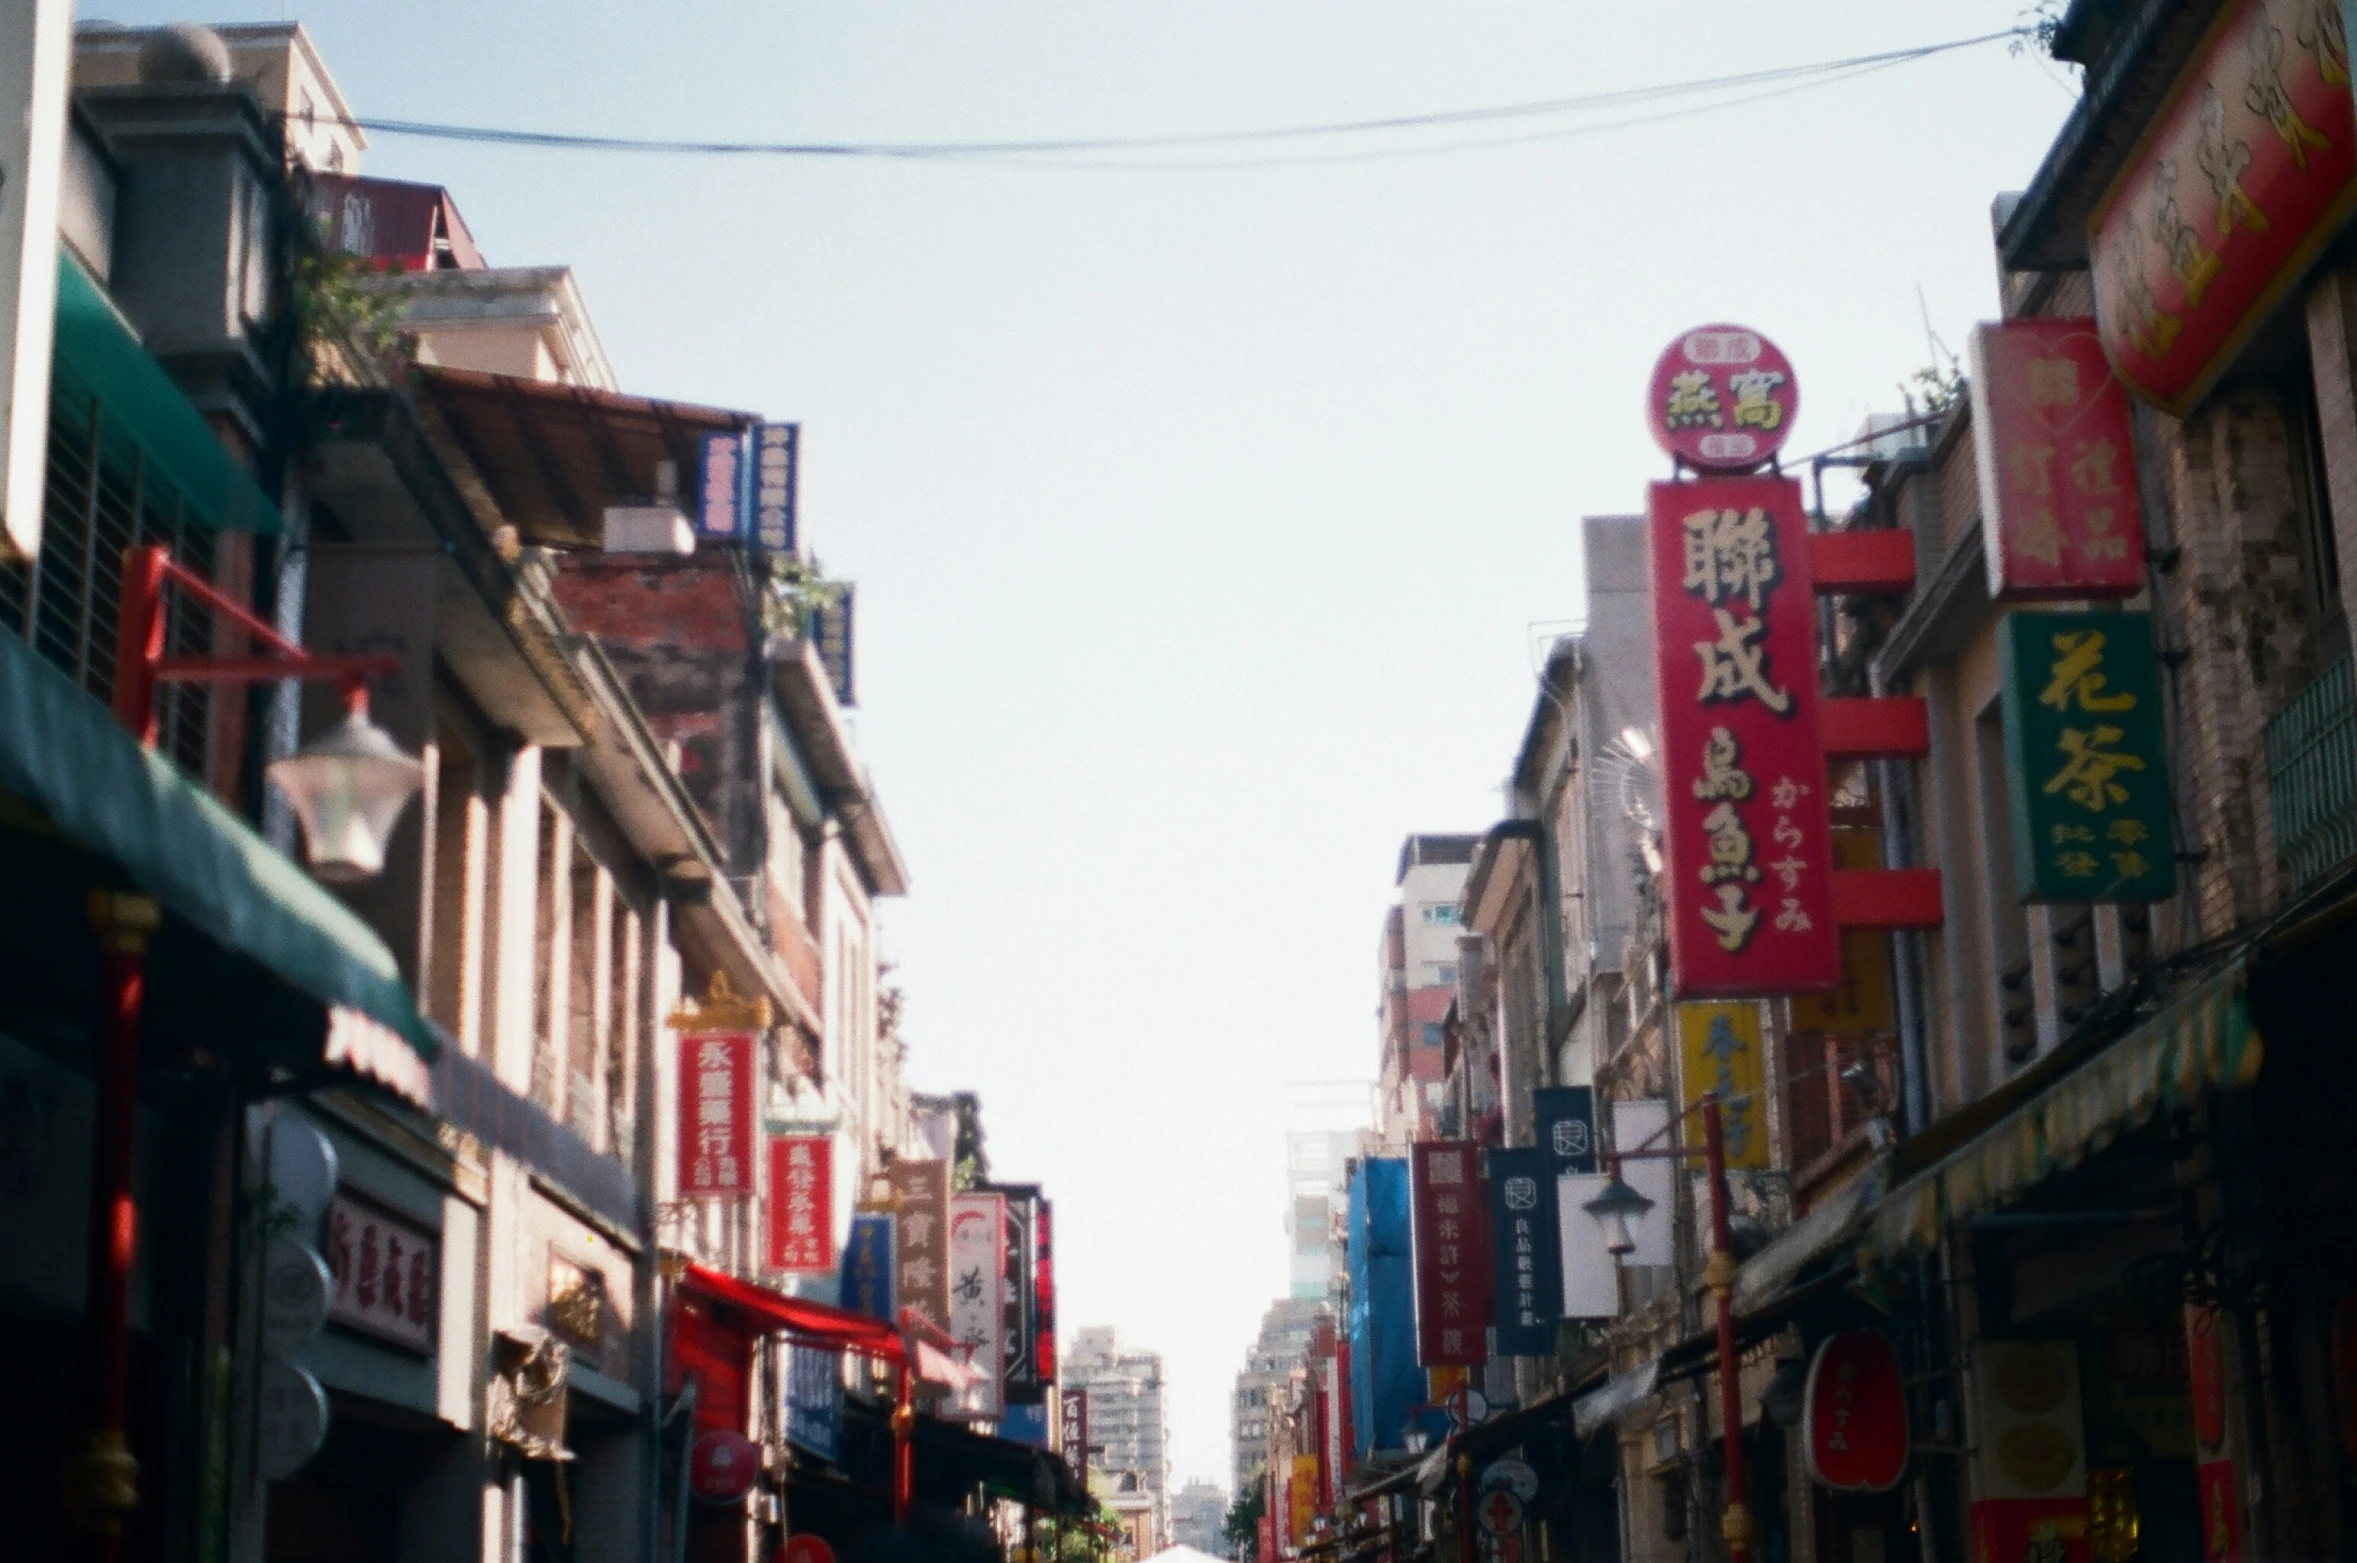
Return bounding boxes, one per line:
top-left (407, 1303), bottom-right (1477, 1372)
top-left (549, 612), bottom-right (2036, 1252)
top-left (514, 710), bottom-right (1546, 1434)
top-left (1420, 1022), bottom-right (1444, 1049)
top-left (1419, 902), bottom-right (1461, 926)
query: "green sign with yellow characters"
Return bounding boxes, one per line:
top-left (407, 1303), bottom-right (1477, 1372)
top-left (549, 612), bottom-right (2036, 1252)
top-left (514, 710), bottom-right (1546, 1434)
top-left (2001, 610), bottom-right (2174, 903)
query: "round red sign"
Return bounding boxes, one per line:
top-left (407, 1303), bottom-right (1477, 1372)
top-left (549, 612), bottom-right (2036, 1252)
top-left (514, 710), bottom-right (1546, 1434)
top-left (779, 1537), bottom-right (837, 1563)
top-left (689, 1430), bottom-right (763, 1505)
top-left (1646, 324), bottom-right (1799, 472)
top-left (1802, 1329), bottom-right (1908, 1493)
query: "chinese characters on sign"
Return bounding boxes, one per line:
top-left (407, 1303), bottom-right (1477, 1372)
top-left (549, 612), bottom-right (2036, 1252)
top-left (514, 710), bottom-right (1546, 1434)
top-left (1802, 1329), bottom-right (1909, 1493)
top-left (1059, 1387), bottom-right (1089, 1484)
top-left (886, 1158), bottom-right (952, 1331)
top-left (2000, 611), bottom-right (2176, 903)
top-left (2088, 0), bottom-right (2357, 413)
top-left (751, 423), bottom-right (799, 553)
top-left (1409, 1141), bottom-right (1491, 1368)
top-left (1484, 1147), bottom-right (1558, 1357)
top-left (839, 1211), bottom-right (896, 1322)
top-left (696, 430), bottom-right (747, 540)
top-left (945, 1191), bottom-right (1007, 1420)
top-left (325, 1193), bottom-right (437, 1354)
top-left (1674, 1002), bottom-right (1770, 1171)
top-left (1648, 477), bottom-right (1842, 995)
top-left (1031, 1197), bottom-right (1058, 1389)
top-left (677, 1031), bottom-right (755, 1197)
top-left (765, 1135), bottom-right (834, 1273)
top-left (1646, 324), bottom-right (1800, 472)
top-left (1969, 318), bottom-right (2148, 599)
top-left (783, 1344), bottom-right (843, 1463)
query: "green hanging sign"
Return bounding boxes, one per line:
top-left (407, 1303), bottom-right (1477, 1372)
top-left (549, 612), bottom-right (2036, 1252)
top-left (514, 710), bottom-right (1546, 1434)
top-left (2000, 609), bottom-right (2175, 903)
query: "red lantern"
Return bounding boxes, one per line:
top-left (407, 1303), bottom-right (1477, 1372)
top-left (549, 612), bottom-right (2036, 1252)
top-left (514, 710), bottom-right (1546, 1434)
top-left (689, 1429), bottom-right (763, 1505)
top-left (1803, 1329), bottom-right (1908, 1493)
top-left (779, 1538), bottom-right (837, 1563)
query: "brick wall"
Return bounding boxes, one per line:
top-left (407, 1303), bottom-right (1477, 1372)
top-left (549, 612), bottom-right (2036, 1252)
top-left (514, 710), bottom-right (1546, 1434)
top-left (2150, 388), bottom-right (2324, 935)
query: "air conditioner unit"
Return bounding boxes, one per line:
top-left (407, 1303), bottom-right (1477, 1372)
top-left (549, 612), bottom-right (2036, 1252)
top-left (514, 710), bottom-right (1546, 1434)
top-left (601, 504), bottom-right (694, 555)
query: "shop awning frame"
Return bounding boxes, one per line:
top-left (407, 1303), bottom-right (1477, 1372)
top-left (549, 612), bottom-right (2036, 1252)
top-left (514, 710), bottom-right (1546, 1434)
top-left (0, 627), bottom-right (435, 1101)
top-left (675, 1260), bottom-right (906, 1363)
top-left (1863, 960), bottom-right (2256, 1264)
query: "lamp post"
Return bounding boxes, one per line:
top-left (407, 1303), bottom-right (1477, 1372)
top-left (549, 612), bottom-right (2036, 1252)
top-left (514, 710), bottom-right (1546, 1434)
top-left (1582, 1091), bottom-right (1753, 1563)
top-left (63, 545), bottom-right (417, 1548)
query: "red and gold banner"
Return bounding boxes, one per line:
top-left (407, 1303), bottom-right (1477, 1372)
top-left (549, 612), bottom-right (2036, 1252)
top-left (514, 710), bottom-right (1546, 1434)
top-left (2088, 0), bottom-right (2357, 414)
top-left (1409, 1142), bottom-right (1490, 1367)
top-left (1648, 476), bottom-right (1839, 996)
top-left (678, 1030), bottom-right (755, 1197)
top-left (765, 1135), bottom-right (834, 1273)
top-left (1970, 317), bottom-right (2148, 598)
top-left (1802, 1329), bottom-right (1909, 1493)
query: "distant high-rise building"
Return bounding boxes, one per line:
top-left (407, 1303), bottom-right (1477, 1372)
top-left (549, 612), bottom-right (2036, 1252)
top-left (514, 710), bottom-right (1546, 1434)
top-left (1069, 1326), bottom-right (1170, 1545)
top-left (1283, 1082), bottom-right (1372, 1301)
top-left (1377, 834), bottom-right (1483, 1144)
top-left (1169, 1479), bottom-right (1230, 1557)
top-left (1229, 1297), bottom-right (1327, 1499)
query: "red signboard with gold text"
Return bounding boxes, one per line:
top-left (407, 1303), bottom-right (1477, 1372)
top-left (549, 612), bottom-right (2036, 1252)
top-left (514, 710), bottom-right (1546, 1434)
top-left (1802, 1329), bottom-right (1908, 1492)
top-left (1409, 1142), bottom-right (1491, 1368)
top-left (678, 1031), bottom-right (756, 1198)
top-left (2088, 0), bottom-right (2357, 414)
top-left (765, 1135), bottom-right (834, 1273)
top-left (1969, 318), bottom-right (2148, 599)
top-left (1649, 476), bottom-right (1840, 996)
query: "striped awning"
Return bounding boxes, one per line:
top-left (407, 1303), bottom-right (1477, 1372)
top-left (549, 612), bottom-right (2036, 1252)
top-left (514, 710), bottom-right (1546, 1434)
top-left (1864, 964), bottom-right (2258, 1262)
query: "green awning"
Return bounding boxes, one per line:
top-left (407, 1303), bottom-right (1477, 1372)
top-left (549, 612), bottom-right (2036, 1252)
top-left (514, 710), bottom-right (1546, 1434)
top-left (0, 629), bottom-right (433, 1099)
top-left (50, 252), bottom-right (282, 534)
top-left (1864, 964), bottom-right (2257, 1263)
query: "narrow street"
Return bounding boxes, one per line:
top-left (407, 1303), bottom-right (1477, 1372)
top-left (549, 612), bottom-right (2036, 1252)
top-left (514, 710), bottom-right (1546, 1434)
top-left (0, 6), bottom-right (2351, 1563)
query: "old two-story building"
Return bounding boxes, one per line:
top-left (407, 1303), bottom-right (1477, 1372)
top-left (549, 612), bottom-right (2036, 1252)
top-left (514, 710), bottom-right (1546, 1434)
top-left (0, 19), bottom-right (962, 1563)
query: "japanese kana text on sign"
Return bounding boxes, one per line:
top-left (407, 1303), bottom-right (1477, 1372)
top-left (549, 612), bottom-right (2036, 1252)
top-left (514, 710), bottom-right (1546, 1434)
top-left (1648, 476), bottom-right (1840, 995)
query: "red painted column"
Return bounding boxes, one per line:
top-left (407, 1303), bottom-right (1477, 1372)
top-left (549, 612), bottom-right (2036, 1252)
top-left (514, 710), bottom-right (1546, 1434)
top-left (1702, 1094), bottom-right (1753, 1563)
top-left (64, 890), bottom-right (160, 1550)
top-left (891, 1360), bottom-right (914, 1525)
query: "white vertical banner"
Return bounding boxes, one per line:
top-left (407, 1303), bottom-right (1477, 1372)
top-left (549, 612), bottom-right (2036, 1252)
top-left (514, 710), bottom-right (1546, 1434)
top-left (1555, 1172), bottom-right (1622, 1320)
top-left (945, 1191), bottom-right (1006, 1421)
top-left (1612, 1099), bottom-right (1676, 1268)
top-left (0, 0), bottom-right (69, 561)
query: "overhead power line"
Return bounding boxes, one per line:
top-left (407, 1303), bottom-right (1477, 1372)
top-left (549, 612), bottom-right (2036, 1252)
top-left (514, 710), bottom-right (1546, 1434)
top-left (326, 28), bottom-right (2023, 169)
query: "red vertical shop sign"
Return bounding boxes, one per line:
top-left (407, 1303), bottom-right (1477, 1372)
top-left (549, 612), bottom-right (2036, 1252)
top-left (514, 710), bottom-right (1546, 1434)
top-left (1409, 1142), bottom-right (1491, 1367)
top-left (765, 1135), bottom-right (833, 1273)
top-left (678, 1030), bottom-right (755, 1197)
top-left (1969, 317), bottom-right (2147, 599)
top-left (1648, 476), bottom-right (1840, 996)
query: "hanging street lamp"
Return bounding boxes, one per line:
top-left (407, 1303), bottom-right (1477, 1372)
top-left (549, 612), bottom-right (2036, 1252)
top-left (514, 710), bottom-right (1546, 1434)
top-left (1582, 1091), bottom-right (1756, 1563)
top-left (63, 545), bottom-right (410, 1549)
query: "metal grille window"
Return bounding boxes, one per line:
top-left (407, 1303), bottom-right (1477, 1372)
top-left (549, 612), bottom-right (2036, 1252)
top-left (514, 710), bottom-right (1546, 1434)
top-left (2266, 654), bottom-right (2357, 894)
top-left (0, 366), bottom-right (219, 778)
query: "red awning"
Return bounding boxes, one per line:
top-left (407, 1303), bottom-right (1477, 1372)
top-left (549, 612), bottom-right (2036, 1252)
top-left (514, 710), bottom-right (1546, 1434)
top-left (678, 1261), bottom-right (905, 1364)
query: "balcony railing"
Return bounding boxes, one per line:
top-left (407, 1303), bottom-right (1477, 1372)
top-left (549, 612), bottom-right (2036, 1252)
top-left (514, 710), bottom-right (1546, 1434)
top-left (2266, 655), bottom-right (2357, 894)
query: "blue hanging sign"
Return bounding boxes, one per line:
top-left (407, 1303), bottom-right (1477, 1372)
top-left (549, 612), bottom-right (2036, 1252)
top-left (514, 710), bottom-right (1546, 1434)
top-left (750, 423), bottom-right (798, 553)
top-left (1485, 1147), bottom-right (1559, 1357)
top-left (696, 430), bottom-right (749, 540)
top-left (784, 1344), bottom-right (841, 1462)
top-left (840, 1211), bottom-right (896, 1324)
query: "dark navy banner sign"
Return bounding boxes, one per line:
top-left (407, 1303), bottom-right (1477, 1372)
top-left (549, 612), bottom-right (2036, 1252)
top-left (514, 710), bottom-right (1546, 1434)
top-left (840, 1211), bottom-right (896, 1323)
top-left (1486, 1148), bottom-right (1559, 1356)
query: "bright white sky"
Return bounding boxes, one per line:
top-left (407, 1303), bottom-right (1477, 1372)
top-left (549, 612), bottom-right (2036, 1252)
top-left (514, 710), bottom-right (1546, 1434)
top-left (110, 0), bottom-right (2079, 1490)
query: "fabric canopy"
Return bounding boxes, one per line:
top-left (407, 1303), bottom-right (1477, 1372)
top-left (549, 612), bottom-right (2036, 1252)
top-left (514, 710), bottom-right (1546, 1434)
top-left (677, 1261), bottom-right (906, 1363)
top-left (50, 253), bottom-right (281, 533)
top-left (1863, 963), bottom-right (2258, 1263)
top-left (0, 628), bottom-right (435, 1100)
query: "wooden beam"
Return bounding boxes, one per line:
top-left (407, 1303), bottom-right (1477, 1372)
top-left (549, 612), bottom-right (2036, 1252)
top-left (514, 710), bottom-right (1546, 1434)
top-left (1809, 530), bottom-right (1917, 595)
top-left (1832, 868), bottom-right (1943, 929)
top-left (1821, 696), bottom-right (1930, 759)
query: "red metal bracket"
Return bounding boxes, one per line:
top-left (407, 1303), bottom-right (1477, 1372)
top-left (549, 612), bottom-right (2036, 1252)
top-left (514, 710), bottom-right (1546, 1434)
top-left (1809, 530), bottom-right (1916, 595)
top-left (113, 544), bottom-right (397, 747)
top-left (1821, 696), bottom-right (1930, 759)
top-left (1832, 868), bottom-right (1943, 929)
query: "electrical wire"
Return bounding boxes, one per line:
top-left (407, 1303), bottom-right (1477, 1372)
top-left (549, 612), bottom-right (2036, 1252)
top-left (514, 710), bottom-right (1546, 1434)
top-left (321, 28), bottom-right (2021, 170)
